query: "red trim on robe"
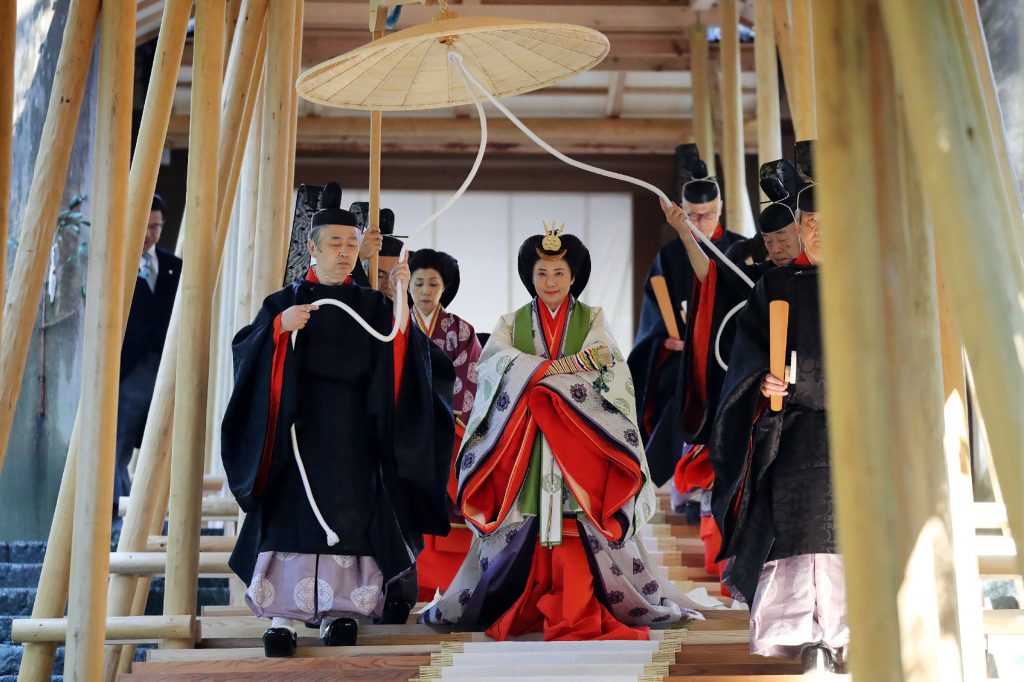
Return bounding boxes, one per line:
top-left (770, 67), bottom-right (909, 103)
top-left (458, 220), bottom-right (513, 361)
top-left (538, 297), bottom-right (569, 357)
top-left (794, 251), bottom-right (813, 267)
top-left (254, 314), bottom-right (291, 498)
top-left (698, 514), bottom-right (727, 581)
top-left (681, 260), bottom-right (719, 436)
top-left (641, 346), bottom-right (673, 435)
top-left (730, 399), bottom-right (769, 521)
top-left (674, 444), bottom-right (715, 494)
top-left (710, 223), bottom-right (725, 241)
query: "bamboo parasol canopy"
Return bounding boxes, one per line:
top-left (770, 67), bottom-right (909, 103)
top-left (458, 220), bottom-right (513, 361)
top-left (295, 12), bottom-right (610, 111)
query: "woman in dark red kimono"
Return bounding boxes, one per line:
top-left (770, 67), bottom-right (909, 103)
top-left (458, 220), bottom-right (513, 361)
top-left (408, 249), bottom-right (484, 600)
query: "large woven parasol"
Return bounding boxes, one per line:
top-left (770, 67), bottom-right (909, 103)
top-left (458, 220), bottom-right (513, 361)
top-left (295, 11), bottom-right (610, 111)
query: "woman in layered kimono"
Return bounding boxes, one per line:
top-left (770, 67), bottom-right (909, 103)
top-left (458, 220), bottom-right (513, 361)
top-left (408, 248), bottom-right (484, 600)
top-left (420, 223), bottom-right (705, 640)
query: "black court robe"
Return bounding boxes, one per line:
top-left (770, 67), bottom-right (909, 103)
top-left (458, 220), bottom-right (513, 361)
top-left (680, 251), bottom-right (777, 447)
top-left (709, 256), bottom-right (835, 602)
top-left (628, 229), bottom-right (743, 484)
top-left (222, 277), bottom-right (456, 587)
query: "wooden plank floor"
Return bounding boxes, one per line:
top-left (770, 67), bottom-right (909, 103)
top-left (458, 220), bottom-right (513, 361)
top-left (116, 493), bottom-right (822, 681)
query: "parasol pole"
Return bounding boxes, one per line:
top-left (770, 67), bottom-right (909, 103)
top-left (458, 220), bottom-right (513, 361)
top-left (367, 5), bottom-right (389, 291)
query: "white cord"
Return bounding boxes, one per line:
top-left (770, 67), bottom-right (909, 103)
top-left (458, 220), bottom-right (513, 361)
top-left (714, 301), bottom-right (746, 371)
top-left (289, 423), bottom-right (340, 546)
top-left (446, 51), bottom-right (756, 291)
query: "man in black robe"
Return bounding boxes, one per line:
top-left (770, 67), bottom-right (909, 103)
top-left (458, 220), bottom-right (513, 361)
top-left (709, 182), bottom-right (849, 672)
top-left (222, 182), bottom-right (455, 657)
top-left (657, 169), bottom-right (803, 583)
top-left (628, 153), bottom-right (743, 495)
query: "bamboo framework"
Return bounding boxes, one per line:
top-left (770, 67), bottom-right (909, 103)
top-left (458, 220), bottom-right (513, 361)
top-left (1, 1), bottom-right (1021, 680)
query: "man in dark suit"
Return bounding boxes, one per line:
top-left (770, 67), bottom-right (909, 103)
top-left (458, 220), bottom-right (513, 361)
top-left (114, 195), bottom-right (182, 515)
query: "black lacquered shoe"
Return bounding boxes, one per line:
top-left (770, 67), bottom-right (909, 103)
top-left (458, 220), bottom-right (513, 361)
top-left (263, 627), bottom-right (297, 657)
top-left (800, 644), bottom-right (836, 674)
top-left (320, 617), bottom-right (358, 646)
top-left (377, 600), bottom-right (413, 625)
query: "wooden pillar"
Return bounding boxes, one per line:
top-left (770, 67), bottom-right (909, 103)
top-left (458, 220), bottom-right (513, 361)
top-left (239, 93), bottom-right (263, 321)
top-left (790, 0), bottom-right (816, 139)
top-left (816, 0), bottom-right (969, 678)
top-left (64, 2), bottom-right (134, 679)
top-left (0, 0), bottom-right (100, 475)
top-left (163, 0), bottom-right (225, 649)
top-left (0, 1), bottom-right (14, 343)
top-left (690, 21), bottom-right (716, 175)
top-left (958, 0), bottom-right (1024, 252)
top-left (251, 2), bottom-right (296, 303)
top-left (719, 0), bottom-right (753, 237)
top-left (754, 0), bottom-right (782, 191)
top-left (770, 0), bottom-right (797, 130)
top-left (936, 258), bottom-right (988, 681)
top-left (877, 0), bottom-right (1024, 580)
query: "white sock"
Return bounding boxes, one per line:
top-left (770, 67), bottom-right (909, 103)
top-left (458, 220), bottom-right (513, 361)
top-left (271, 617), bottom-right (296, 633)
top-left (319, 617), bottom-right (336, 637)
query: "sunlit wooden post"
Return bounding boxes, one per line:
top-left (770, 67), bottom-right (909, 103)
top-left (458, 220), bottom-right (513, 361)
top-left (690, 20), bottom-right (716, 175)
top-left (163, 0), bottom-right (226, 649)
top-left (878, 0), bottom-right (1024, 580)
top-left (367, 5), bottom-right (388, 290)
top-left (816, 0), bottom-right (972, 678)
top-left (719, 0), bottom-right (752, 236)
top-left (754, 0), bottom-right (782, 194)
top-left (0, 0), bottom-right (100, 475)
top-left (790, 0), bottom-right (816, 139)
top-left (64, 1), bottom-right (134, 679)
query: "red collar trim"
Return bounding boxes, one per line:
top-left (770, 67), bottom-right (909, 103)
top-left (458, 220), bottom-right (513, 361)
top-left (794, 252), bottom-right (814, 267)
top-left (711, 224), bottom-right (725, 241)
top-left (306, 266), bottom-right (351, 286)
top-left (538, 298), bottom-right (569, 357)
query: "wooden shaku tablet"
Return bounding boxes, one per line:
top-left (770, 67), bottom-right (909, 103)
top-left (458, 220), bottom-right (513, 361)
top-left (769, 300), bottom-right (790, 412)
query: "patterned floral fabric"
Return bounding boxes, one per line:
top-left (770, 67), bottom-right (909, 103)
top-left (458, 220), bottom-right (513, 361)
top-left (417, 308), bottom-right (482, 425)
top-left (246, 551), bottom-right (385, 625)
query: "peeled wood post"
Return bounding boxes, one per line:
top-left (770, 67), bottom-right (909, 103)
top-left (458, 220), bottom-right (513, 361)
top-left (769, 0), bottom-right (797, 129)
top-left (0, 1), bottom-right (14, 342)
top-left (367, 6), bottom-right (387, 290)
top-left (251, 2), bottom-right (295, 303)
top-left (239, 91), bottom-right (263, 322)
top-left (0, 0), bottom-right (100, 475)
top-left (689, 21), bottom-right (716, 175)
top-left (877, 0), bottom-right (1024, 580)
top-left (816, 1), bottom-right (967, 678)
top-left (790, 0), bottom-right (816, 140)
top-left (936, 258), bottom-right (988, 680)
top-left (958, 0), bottom-right (1024, 253)
top-left (64, 1), bottom-right (135, 679)
top-left (718, 0), bottom-right (753, 237)
top-left (754, 0), bottom-right (782, 194)
top-left (163, 0), bottom-right (225, 649)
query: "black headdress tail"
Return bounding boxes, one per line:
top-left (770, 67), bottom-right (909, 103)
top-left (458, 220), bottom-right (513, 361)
top-left (675, 143), bottom-right (720, 204)
top-left (794, 140), bottom-right (817, 212)
top-left (311, 182), bottom-right (358, 229)
top-left (517, 231), bottom-right (591, 299)
top-left (408, 248), bottom-right (461, 308)
top-left (758, 159), bottom-right (799, 206)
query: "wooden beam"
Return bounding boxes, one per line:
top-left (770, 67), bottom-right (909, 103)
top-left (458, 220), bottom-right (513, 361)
top-left (878, 0), bottom-right (1024, 582)
top-left (109, 552), bottom-right (232, 575)
top-left (0, 0), bottom-right (100, 477)
top-left (13, 616), bottom-right (195, 645)
top-left (64, 2), bottom-right (134, 679)
top-left (718, 0), bottom-right (753, 235)
top-left (753, 0), bottom-right (781, 193)
top-left (167, 115), bottom-right (762, 154)
top-left (181, 28), bottom-right (756, 73)
top-left (690, 21), bottom-right (715, 172)
top-left (0, 1), bottom-right (14, 345)
top-left (163, 0), bottom-right (225, 650)
top-left (605, 72), bottom-right (626, 118)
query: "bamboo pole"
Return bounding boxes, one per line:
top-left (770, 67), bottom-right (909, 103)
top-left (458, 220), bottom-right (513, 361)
top-left (689, 21), bottom-right (716, 175)
top-left (0, 0), bottom-right (100, 475)
top-left (0, 1), bottom-right (14, 344)
top-left (14, 616), bottom-right (194, 644)
top-left (957, 0), bottom-right (1024, 253)
top-left (718, 0), bottom-right (752, 237)
top-left (790, 0), bottom-right (816, 140)
top-left (815, 1), bottom-right (968, 678)
top-left (63, 1), bottom-right (135, 679)
top-left (754, 0), bottom-right (782, 195)
top-left (251, 1), bottom-right (296, 302)
top-left (163, 0), bottom-right (225, 649)
top-left (877, 0), bottom-right (1024, 581)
